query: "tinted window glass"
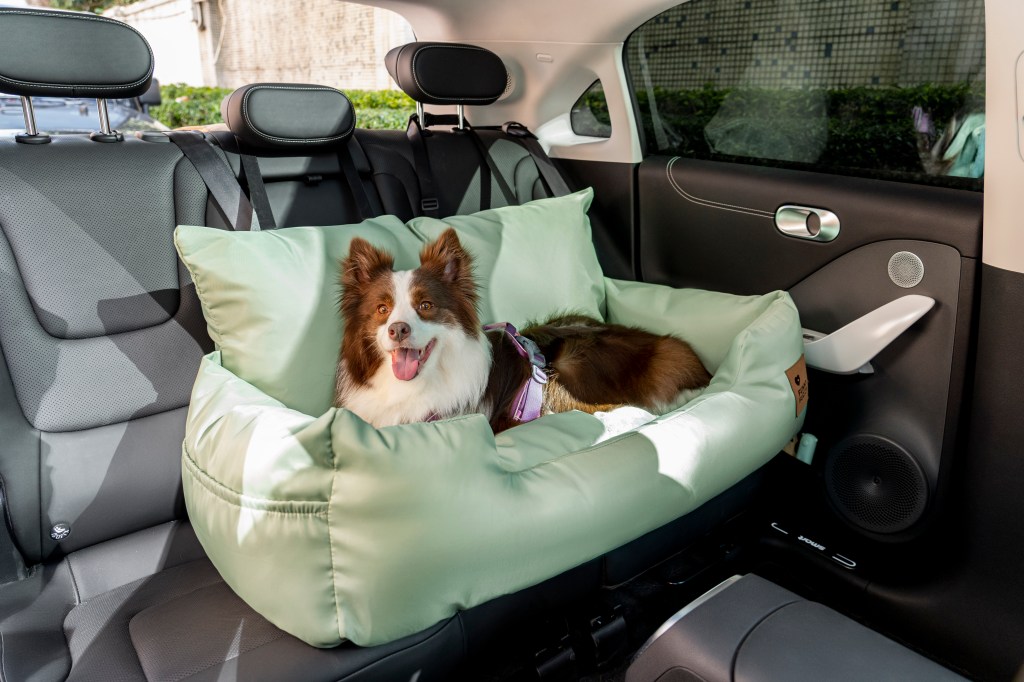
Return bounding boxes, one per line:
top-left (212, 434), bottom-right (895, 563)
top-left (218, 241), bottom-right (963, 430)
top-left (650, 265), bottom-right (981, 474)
top-left (625, 0), bottom-right (984, 189)
top-left (570, 80), bottom-right (612, 138)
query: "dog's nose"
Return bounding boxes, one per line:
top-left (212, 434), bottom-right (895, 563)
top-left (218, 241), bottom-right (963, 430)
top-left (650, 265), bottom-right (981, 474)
top-left (388, 321), bottom-right (411, 342)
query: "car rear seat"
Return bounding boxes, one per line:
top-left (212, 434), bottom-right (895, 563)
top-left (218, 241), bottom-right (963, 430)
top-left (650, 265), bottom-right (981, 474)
top-left (0, 8), bottom-right (462, 681)
top-left (356, 42), bottom-right (569, 222)
top-left (207, 82), bottom-right (385, 230)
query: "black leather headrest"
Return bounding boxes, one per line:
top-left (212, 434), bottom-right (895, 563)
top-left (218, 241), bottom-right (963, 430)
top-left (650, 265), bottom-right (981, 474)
top-left (385, 42), bottom-right (508, 106)
top-left (0, 7), bottom-right (153, 98)
top-left (221, 83), bottom-right (356, 150)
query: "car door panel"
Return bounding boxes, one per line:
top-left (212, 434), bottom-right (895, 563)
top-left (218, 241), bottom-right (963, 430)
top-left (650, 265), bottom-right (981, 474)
top-left (635, 154), bottom-right (980, 545)
top-left (638, 156), bottom-right (981, 294)
top-left (790, 240), bottom-right (968, 536)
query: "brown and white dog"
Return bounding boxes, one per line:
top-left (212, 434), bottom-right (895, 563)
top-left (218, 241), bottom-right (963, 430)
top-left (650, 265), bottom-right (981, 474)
top-left (333, 228), bottom-right (711, 433)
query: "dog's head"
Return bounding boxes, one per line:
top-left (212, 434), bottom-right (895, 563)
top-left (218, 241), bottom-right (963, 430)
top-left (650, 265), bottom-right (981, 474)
top-left (340, 228), bottom-right (480, 384)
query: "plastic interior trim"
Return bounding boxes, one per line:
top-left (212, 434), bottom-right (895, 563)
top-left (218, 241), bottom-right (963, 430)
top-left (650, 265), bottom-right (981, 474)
top-left (631, 574), bottom-right (743, 662)
top-left (802, 294), bottom-right (935, 374)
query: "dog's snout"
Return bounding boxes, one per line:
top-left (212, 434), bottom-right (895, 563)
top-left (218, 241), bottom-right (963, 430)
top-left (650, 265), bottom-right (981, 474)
top-left (388, 321), bottom-right (411, 342)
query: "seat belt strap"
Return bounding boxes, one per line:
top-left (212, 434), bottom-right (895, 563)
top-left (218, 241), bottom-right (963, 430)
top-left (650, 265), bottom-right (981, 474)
top-left (238, 153), bottom-right (277, 230)
top-left (465, 125), bottom-right (517, 208)
top-left (337, 142), bottom-right (375, 222)
top-left (405, 114), bottom-right (441, 217)
top-left (501, 121), bottom-right (571, 197)
top-left (207, 129), bottom-right (276, 230)
top-left (167, 131), bottom-right (254, 231)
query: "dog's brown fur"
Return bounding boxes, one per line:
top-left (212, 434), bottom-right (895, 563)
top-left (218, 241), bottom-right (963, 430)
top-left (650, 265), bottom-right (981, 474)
top-left (483, 313), bottom-right (711, 433)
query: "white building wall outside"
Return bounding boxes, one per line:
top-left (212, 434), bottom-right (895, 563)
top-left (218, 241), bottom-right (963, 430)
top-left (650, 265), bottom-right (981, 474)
top-left (106, 0), bottom-right (414, 90)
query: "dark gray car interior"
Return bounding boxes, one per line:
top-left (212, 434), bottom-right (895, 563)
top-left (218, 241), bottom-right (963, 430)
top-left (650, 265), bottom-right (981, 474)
top-left (0, 10), bottom-right (785, 681)
top-left (0, 7), bottom-right (991, 682)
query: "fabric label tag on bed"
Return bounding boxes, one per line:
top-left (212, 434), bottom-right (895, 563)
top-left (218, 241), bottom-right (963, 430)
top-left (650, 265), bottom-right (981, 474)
top-left (785, 355), bottom-right (809, 416)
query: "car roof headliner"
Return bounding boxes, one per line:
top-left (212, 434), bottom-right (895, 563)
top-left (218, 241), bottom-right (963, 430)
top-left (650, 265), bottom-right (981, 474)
top-left (357, 0), bottom-right (683, 44)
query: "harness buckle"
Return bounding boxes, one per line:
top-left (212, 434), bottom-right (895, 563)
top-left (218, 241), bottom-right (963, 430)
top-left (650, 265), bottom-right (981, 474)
top-left (421, 197), bottom-right (440, 212)
top-left (518, 335), bottom-right (546, 369)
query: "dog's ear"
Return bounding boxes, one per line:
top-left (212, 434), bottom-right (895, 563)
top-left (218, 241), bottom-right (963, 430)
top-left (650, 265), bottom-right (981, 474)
top-left (342, 237), bottom-right (394, 286)
top-left (420, 227), bottom-right (471, 283)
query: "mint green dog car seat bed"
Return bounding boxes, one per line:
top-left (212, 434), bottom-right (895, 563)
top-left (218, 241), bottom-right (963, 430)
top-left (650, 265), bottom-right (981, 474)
top-left (175, 189), bottom-right (806, 648)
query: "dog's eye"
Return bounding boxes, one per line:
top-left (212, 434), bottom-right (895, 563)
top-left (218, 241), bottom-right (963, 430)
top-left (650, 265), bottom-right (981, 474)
top-left (418, 301), bottom-right (434, 311)
top-left (376, 304), bottom-right (389, 315)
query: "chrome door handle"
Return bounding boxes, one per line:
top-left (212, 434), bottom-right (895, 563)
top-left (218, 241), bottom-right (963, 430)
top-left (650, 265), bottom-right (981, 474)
top-left (775, 205), bottom-right (840, 242)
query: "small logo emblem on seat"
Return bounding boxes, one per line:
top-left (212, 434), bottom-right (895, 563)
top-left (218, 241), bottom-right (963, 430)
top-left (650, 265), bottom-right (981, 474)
top-left (50, 522), bottom-right (71, 541)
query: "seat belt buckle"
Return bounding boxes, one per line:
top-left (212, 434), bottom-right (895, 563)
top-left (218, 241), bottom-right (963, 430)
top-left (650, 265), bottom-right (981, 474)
top-left (421, 197), bottom-right (440, 212)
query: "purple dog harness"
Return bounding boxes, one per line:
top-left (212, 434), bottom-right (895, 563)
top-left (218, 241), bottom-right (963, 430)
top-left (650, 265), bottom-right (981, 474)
top-left (483, 322), bottom-right (548, 424)
top-left (424, 323), bottom-right (547, 425)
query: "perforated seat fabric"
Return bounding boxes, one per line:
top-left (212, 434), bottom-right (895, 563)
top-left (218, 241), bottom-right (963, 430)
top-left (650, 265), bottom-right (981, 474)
top-left (0, 136), bottom-right (211, 562)
top-left (0, 521), bottom-right (462, 682)
top-left (62, 555), bottom-right (462, 682)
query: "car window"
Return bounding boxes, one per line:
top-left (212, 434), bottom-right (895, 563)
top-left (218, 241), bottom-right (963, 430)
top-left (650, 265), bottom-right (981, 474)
top-left (625, 0), bottom-right (984, 190)
top-left (570, 80), bottom-right (612, 138)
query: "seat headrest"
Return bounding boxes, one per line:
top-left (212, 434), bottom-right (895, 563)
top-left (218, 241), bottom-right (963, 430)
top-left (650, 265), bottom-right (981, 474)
top-left (221, 83), bottom-right (356, 150)
top-left (0, 7), bottom-right (154, 98)
top-left (385, 42), bottom-right (508, 106)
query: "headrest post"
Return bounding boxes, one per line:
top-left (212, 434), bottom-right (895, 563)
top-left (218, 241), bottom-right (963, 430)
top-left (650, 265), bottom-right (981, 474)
top-left (456, 104), bottom-right (465, 130)
top-left (15, 96), bottom-right (50, 145)
top-left (21, 96), bottom-right (38, 136)
top-left (90, 99), bottom-right (124, 143)
top-left (416, 102), bottom-right (424, 123)
top-left (97, 98), bottom-right (112, 134)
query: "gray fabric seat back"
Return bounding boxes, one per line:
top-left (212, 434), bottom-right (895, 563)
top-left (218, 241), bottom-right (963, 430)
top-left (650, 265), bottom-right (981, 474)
top-left (0, 8), bottom-right (213, 564)
top-left (0, 135), bottom-right (211, 563)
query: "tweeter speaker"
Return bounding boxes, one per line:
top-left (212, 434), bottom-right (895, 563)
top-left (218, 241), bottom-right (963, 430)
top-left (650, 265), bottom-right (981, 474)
top-left (888, 251), bottom-right (925, 288)
top-left (825, 434), bottom-right (928, 534)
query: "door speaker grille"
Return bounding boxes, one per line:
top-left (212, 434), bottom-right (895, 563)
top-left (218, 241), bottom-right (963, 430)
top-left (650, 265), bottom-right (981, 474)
top-left (888, 251), bottom-right (925, 288)
top-left (826, 435), bottom-right (927, 534)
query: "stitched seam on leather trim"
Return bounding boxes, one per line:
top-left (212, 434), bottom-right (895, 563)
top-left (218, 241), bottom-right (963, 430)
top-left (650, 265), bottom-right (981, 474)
top-left (240, 85), bottom-right (355, 144)
top-left (64, 556), bottom-right (82, 604)
top-left (665, 156), bottom-right (774, 218)
top-left (411, 44), bottom-right (502, 102)
top-left (0, 10), bottom-right (154, 93)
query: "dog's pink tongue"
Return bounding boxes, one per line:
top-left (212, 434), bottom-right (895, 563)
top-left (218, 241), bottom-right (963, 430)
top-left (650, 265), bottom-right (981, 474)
top-left (391, 348), bottom-right (421, 381)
